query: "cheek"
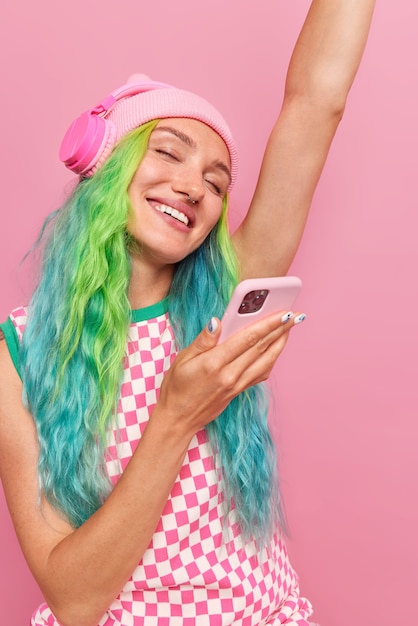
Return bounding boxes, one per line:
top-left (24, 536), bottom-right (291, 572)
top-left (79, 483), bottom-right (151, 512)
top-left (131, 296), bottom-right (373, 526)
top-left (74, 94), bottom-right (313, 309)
top-left (128, 167), bottom-right (151, 200)
top-left (196, 204), bottom-right (224, 246)
top-left (208, 202), bottom-right (224, 229)
top-left (128, 154), bottom-right (168, 196)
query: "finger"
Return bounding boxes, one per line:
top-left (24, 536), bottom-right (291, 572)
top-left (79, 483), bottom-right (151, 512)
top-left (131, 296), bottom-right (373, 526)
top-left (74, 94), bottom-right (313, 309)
top-left (245, 310), bottom-right (307, 351)
top-left (216, 330), bottom-right (290, 397)
top-left (238, 330), bottom-right (291, 388)
top-left (226, 325), bottom-right (290, 382)
top-left (183, 317), bottom-right (221, 358)
top-left (218, 310), bottom-right (294, 363)
top-left (292, 313), bottom-right (307, 325)
top-left (217, 311), bottom-right (306, 391)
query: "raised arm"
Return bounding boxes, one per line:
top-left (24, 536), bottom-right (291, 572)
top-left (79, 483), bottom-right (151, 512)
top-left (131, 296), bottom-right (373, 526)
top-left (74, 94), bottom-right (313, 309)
top-left (233, 0), bottom-right (376, 279)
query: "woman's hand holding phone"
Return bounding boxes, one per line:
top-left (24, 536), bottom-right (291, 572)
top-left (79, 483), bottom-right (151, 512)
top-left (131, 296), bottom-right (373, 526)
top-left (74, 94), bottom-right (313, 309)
top-left (154, 277), bottom-right (306, 441)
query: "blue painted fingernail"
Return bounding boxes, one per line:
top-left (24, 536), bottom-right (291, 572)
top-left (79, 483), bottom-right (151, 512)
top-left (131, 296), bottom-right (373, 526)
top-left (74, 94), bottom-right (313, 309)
top-left (281, 311), bottom-right (294, 323)
top-left (207, 317), bottom-right (218, 333)
top-left (293, 313), bottom-right (307, 325)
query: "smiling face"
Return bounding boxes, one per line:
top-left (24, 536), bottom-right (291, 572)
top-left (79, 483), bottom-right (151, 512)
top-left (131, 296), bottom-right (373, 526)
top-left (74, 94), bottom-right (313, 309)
top-left (127, 118), bottom-right (231, 272)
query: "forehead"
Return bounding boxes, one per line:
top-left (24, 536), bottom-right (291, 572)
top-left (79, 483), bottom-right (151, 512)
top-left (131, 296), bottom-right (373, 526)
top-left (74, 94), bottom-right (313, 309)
top-left (152, 118), bottom-right (231, 165)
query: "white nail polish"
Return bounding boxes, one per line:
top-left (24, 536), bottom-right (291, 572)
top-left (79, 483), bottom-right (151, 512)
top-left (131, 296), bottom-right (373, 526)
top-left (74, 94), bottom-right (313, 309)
top-left (281, 312), bottom-right (294, 323)
top-left (293, 313), bottom-right (306, 325)
top-left (207, 317), bottom-right (218, 333)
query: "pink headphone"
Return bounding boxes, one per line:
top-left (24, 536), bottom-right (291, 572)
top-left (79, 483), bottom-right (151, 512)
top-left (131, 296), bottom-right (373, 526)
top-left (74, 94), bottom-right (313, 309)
top-left (59, 74), bottom-right (238, 187)
top-left (59, 75), bottom-right (171, 176)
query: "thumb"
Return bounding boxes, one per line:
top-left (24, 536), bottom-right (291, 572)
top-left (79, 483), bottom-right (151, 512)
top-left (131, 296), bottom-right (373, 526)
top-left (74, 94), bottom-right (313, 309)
top-left (188, 317), bottom-right (221, 356)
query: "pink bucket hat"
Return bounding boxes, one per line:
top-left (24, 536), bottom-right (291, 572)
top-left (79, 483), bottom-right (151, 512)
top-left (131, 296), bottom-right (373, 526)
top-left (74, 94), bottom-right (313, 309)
top-left (59, 74), bottom-right (238, 190)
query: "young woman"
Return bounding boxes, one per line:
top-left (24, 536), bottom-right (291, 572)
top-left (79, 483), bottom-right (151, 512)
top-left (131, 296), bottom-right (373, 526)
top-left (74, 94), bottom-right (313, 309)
top-left (0, 2), bottom-right (375, 625)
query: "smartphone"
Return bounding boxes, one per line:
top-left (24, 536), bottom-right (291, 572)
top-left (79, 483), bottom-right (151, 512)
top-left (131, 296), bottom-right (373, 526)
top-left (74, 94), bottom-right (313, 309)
top-left (219, 276), bottom-right (302, 343)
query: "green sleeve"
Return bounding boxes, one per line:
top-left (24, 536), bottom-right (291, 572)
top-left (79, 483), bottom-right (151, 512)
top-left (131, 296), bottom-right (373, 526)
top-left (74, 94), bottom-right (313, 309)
top-left (0, 318), bottom-right (22, 379)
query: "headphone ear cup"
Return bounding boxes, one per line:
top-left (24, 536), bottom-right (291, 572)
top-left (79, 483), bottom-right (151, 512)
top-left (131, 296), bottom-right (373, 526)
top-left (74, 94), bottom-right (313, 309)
top-left (84, 120), bottom-right (118, 177)
top-left (59, 111), bottom-right (116, 176)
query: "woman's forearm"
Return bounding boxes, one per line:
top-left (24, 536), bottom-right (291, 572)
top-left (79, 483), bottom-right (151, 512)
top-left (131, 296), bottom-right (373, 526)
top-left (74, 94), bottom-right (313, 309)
top-left (43, 412), bottom-right (191, 626)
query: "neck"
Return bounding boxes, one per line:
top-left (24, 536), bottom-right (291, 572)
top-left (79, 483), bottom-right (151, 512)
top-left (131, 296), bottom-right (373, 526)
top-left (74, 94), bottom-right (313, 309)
top-left (128, 256), bottom-right (174, 309)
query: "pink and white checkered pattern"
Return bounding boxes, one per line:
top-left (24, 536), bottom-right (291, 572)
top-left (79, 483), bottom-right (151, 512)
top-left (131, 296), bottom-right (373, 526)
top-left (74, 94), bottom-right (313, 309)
top-left (8, 307), bottom-right (315, 626)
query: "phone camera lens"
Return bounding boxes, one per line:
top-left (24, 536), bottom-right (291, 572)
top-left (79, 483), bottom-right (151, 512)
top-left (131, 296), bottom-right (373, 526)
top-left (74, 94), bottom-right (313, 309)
top-left (252, 292), bottom-right (267, 311)
top-left (239, 301), bottom-right (251, 314)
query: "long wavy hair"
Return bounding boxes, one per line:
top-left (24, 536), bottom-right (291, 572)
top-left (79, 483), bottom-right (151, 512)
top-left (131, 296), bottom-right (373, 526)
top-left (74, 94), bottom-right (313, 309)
top-left (20, 120), bottom-right (281, 545)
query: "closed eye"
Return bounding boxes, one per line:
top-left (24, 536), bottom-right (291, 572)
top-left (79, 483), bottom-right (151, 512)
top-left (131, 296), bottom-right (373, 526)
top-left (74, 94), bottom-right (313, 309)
top-left (156, 149), bottom-right (179, 161)
top-left (205, 179), bottom-right (223, 195)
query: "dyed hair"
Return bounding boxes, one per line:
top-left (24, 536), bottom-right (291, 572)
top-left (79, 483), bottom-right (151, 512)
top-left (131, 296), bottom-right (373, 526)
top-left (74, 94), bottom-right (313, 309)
top-left (20, 120), bottom-right (281, 545)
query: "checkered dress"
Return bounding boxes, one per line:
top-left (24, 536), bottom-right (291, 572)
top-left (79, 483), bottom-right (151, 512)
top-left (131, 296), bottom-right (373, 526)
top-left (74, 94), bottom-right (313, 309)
top-left (7, 302), bottom-right (315, 626)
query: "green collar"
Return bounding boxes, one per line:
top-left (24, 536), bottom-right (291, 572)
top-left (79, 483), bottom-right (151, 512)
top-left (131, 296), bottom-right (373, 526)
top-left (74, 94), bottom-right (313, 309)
top-left (130, 297), bottom-right (169, 323)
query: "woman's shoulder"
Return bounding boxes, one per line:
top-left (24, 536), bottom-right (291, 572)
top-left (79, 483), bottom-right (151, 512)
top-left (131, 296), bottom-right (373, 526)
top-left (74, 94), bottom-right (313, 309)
top-left (0, 306), bottom-right (29, 379)
top-left (5, 306), bottom-right (29, 341)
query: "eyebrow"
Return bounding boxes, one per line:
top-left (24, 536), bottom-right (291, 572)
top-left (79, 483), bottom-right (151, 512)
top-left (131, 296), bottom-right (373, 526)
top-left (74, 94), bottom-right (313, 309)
top-left (153, 125), bottom-right (232, 183)
top-left (153, 125), bottom-right (197, 148)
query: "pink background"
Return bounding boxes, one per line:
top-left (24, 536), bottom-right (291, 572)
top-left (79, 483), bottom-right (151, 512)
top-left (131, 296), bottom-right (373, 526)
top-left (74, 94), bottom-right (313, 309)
top-left (1, 1), bottom-right (417, 624)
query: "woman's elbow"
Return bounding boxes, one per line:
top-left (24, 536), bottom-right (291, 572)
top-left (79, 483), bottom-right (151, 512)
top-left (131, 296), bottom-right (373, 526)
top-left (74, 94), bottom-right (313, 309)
top-left (285, 72), bottom-right (350, 121)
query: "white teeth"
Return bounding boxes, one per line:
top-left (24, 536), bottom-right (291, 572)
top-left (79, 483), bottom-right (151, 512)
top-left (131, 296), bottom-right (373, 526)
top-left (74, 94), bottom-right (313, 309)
top-left (155, 204), bottom-right (189, 226)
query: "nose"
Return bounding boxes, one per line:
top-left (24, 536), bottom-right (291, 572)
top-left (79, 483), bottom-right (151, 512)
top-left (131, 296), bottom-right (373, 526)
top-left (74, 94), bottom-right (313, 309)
top-left (172, 167), bottom-right (205, 204)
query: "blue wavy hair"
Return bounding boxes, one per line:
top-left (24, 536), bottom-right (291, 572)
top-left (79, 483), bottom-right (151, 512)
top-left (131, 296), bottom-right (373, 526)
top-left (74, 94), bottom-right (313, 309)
top-left (20, 120), bottom-right (281, 545)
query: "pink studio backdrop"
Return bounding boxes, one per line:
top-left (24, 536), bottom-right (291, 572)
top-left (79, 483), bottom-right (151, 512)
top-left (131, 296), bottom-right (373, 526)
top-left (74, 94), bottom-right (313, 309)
top-left (1, 2), bottom-right (417, 625)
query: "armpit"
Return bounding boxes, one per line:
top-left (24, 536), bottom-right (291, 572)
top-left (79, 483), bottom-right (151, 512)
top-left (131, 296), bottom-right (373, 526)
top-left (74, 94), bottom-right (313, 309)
top-left (0, 330), bottom-right (4, 341)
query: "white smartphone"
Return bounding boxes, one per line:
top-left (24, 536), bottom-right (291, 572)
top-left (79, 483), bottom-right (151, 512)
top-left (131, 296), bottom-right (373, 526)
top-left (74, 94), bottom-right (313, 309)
top-left (219, 276), bottom-right (302, 343)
